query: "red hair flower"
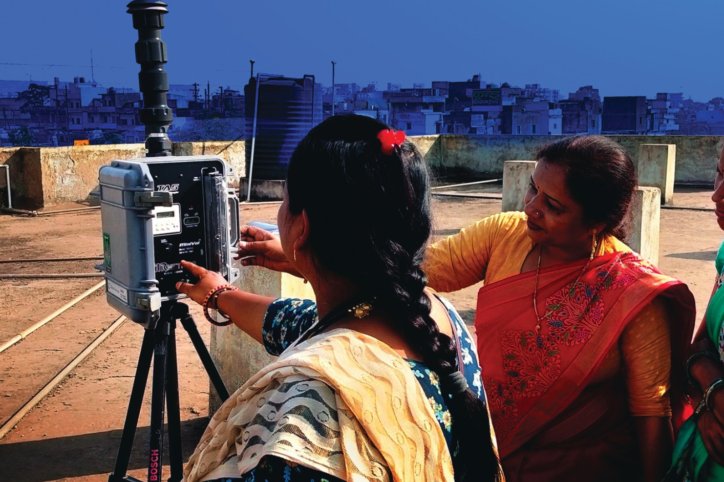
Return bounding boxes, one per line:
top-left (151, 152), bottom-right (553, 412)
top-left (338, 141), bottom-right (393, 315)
top-left (377, 129), bottom-right (406, 156)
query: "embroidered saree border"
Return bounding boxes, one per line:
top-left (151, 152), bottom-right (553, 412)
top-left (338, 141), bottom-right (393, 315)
top-left (475, 252), bottom-right (695, 457)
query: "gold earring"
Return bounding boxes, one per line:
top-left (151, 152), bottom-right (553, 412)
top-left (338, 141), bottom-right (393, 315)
top-left (294, 249), bottom-right (297, 262)
top-left (590, 229), bottom-right (598, 260)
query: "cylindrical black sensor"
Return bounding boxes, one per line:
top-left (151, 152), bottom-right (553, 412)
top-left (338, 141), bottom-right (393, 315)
top-left (127, 0), bottom-right (173, 157)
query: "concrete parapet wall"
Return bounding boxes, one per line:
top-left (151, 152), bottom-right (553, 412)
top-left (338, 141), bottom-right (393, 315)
top-left (637, 144), bottom-right (676, 204)
top-left (0, 140), bottom-right (247, 209)
top-left (239, 179), bottom-right (285, 201)
top-left (1, 135), bottom-right (721, 209)
top-left (629, 186), bottom-right (661, 265)
top-left (613, 136), bottom-right (720, 185)
top-left (407, 135), bottom-right (723, 185)
top-left (502, 161), bottom-right (537, 212)
top-left (40, 144), bottom-right (147, 208)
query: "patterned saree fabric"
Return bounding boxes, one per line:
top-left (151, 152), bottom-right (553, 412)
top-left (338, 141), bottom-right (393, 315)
top-left (475, 251), bottom-right (695, 458)
top-left (183, 329), bottom-right (454, 482)
top-left (425, 212), bottom-right (688, 420)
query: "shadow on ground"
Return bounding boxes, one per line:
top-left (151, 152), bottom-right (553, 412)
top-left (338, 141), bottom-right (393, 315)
top-left (0, 418), bottom-right (208, 482)
top-left (456, 310), bottom-right (476, 326)
top-left (666, 250), bottom-right (718, 261)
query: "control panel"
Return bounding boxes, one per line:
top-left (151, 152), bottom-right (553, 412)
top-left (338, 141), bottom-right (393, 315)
top-left (152, 205), bottom-right (182, 235)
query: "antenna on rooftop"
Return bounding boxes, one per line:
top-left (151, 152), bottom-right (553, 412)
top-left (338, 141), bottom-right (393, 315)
top-left (90, 50), bottom-right (95, 83)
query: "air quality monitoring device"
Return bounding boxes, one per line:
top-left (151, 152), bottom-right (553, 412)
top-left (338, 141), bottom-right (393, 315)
top-left (99, 156), bottom-right (241, 328)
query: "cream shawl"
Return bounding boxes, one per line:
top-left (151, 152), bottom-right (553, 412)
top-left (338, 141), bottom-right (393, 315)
top-left (183, 328), bottom-right (454, 482)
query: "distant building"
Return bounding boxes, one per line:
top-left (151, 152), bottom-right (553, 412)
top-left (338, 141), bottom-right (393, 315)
top-left (602, 96), bottom-right (647, 134)
top-left (558, 86), bottom-right (602, 135)
top-left (0, 74), bottom-right (245, 147)
top-left (500, 84), bottom-right (523, 105)
top-left (669, 93), bottom-right (684, 108)
top-left (438, 75), bottom-right (484, 134)
top-left (388, 86), bottom-right (445, 135)
top-left (333, 83), bottom-right (358, 103)
top-left (549, 108), bottom-right (562, 135)
top-left (697, 110), bottom-right (724, 123)
top-left (568, 86), bottom-right (601, 103)
top-left (559, 99), bottom-right (601, 135)
top-left (470, 86), bottom-right (504, 134)
top-left (647, 93), bottom-right (680, 134)
top-left (559, 104), bottom-right (600, 135)
top-left (523, 84), bottom-right (560, 103)
top-left (502, 98), bottom-right (551, 135)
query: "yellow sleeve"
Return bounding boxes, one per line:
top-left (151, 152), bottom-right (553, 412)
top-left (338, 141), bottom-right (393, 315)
top-left (423, 213), bottom-right (521, 293)
top-left (621, 297), bottom-right (672, 417)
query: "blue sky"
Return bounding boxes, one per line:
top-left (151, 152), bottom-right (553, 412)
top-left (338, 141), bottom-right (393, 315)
top-left (2, 0), bottom-right (722, 101)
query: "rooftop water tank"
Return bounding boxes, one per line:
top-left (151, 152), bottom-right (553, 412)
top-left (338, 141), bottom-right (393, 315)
top-left (245, 74), bottom-right (322, 180)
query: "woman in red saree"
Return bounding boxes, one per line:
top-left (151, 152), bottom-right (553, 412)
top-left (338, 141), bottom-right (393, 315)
top-left (424, 136), bottom-right (696, 482)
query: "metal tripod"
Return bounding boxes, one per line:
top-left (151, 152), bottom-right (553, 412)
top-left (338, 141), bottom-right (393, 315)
top-left (108, 302), bottom-right (229, 482)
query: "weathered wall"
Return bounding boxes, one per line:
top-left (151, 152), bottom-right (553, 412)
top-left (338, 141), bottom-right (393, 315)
top-left (408, 135), bottom-right (724, 185)
top-left (39, 144), bottom-right (146, 207)
top-left (2, 135), bottom-right (721, 209)
top-left (612, 135), bottom-right (722, 185)
top-left (0, 140), bottom-right (247, 209)
top-left (412, 135), bottom-right (540, 179)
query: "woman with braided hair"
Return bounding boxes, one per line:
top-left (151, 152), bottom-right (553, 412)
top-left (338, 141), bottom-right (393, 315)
top-left (177, 114), bottom-right (503, 482)
top-left (241, 135), bottom-right (698, 482)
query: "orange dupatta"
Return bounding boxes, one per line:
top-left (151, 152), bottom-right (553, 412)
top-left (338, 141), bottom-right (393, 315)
top-left (474, 251), bottom-right (695, 458)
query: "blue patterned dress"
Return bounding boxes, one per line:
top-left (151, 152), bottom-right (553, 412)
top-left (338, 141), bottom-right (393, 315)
top-left (206, 295), bottom-right (485, 482)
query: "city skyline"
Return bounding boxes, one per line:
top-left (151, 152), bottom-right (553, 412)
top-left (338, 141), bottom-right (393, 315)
top-left (2, 0), bottom-right (723, 102)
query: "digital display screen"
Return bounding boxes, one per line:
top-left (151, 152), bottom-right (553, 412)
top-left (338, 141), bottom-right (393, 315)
top-left (157, 211), bottom-right (175, 219)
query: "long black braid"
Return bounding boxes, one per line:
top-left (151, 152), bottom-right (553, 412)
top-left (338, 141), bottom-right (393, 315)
top-left (286, 114), bottom-right (502, 481)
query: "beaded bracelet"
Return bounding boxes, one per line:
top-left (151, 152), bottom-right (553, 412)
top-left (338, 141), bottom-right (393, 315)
top-left (686, 350), bottom-right (721, 390)
top-left (705, 379), bottom-right (724, 412)
top-left (202, 284), bottom-right (238, 326)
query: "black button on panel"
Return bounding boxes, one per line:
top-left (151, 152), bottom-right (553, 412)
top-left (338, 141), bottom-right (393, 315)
top-left (183, 216), bottom-right (200, 226)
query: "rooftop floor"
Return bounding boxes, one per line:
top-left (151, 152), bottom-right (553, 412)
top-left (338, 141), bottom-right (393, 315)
top-left (0, 187), bottom-right (720, 480)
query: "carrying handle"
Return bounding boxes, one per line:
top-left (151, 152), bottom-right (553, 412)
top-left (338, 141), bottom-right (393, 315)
top-left (228, 193), bottom-right (241, 249)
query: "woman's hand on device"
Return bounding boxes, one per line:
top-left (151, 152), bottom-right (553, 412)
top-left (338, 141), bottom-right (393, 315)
top-left (175, 260), bottom-right (228, 304)
top-left (236, 225), bottom-right (302, 277)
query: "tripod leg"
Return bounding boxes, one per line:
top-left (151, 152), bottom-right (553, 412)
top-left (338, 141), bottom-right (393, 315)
top-left (180, 314), bottom-right (230, 402)
top-left (148, 320), bottom-right (170, 482)
top-left (165, 321), bottom-right (184, 482)
top-left (109, 329), bottom-right (155, 482)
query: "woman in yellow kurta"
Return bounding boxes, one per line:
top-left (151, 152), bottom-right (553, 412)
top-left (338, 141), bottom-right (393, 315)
top-left (423, 137), bottom-right (695, 482)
